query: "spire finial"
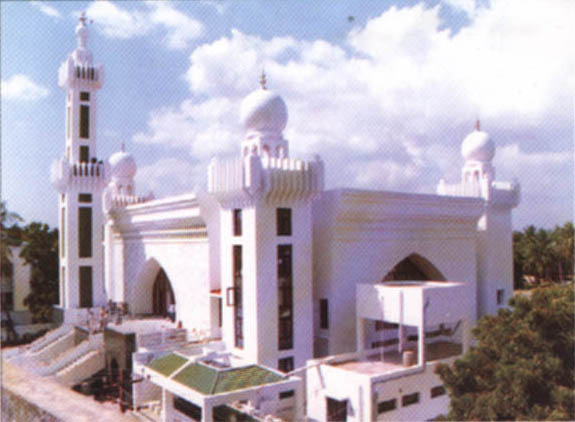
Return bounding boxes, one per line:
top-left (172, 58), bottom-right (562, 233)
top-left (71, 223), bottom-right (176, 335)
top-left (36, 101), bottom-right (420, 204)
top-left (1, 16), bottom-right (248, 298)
top-left (79, 11), bottom-right (87, 26)
top-left (121, 141), bottom-right (126, 153)
top-left (475, 119), bottom-right (480, 131)
top-left (259, 69), bottom-right (267, 90)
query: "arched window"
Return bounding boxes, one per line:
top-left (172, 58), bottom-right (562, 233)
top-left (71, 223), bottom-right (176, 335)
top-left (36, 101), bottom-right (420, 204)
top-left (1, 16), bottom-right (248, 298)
top-left (382, 254), bottom-right (445, 282)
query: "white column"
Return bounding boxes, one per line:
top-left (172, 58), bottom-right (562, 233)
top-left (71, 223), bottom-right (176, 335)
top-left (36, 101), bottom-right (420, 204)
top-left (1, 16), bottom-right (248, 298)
top-left (356, 317), bottom-right (365, 356)
top-left (418, 293), bottom-right (426, 366)
top-left (399, 291), bottom-right (405, 353)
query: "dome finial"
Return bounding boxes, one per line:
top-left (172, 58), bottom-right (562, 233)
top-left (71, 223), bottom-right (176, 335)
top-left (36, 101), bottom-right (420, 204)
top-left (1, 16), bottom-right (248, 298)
top-left (79, 11), bottom-right (87, 26)
top-left (475, 119), bottom-right (480, 131)
top-left (121, 140), bottom-right (126, 153)
top-left (259, 69), bottom-right (267, 90)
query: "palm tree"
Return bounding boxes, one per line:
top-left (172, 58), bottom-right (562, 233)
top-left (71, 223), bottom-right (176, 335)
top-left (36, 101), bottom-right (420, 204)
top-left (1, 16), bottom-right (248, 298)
top-left (552, 222), bottom-right (574, 282)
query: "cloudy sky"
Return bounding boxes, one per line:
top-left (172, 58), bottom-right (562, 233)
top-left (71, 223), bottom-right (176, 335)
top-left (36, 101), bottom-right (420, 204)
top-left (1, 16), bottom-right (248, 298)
top-left (2, 0), bottom-right (573, 230)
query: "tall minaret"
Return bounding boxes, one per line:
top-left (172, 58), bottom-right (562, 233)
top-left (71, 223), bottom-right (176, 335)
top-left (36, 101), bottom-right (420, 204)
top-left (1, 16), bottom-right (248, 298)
top-left (51, 13), bottom-right (108, 314)
top-left (209, 78), bottom-right (324, 371)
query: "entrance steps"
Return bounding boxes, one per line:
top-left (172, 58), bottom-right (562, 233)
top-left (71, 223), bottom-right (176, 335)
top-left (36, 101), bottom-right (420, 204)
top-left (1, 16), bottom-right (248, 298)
top-left (5, 325), bottom-right (105, 385)
top-left (56, 348), bottom-right (105, 387)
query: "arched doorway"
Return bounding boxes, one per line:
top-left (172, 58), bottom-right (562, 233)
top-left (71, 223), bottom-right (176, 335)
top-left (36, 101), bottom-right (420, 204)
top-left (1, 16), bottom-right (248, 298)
top-left (152, 268), bottom-right (175, 317)
top-left (382, 254), bottom-right (445, 282)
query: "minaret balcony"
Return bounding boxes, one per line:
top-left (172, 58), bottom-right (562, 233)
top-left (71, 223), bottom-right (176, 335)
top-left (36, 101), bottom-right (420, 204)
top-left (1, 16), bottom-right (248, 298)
top-left (208, 154), bottom-right (324, 207)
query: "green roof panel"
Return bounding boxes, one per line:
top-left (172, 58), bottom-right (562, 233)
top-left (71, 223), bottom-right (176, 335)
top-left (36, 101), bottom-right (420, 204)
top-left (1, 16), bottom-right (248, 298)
top-left (147, 353), bottom-right (188, 377)
top-left (173, 363), bottom-right (284, 395)
top-left (173, 362), bottom-right (218, 395)
top-left (214, 365), bottom-right (284, 394)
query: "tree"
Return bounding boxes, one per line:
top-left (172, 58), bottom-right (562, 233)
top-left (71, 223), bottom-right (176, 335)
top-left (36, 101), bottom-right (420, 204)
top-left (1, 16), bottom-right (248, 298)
top-left (435, 284), bottom-right (574, 421)
top-left (21, 222), bottom-right (59, 323)
top-left (0, 202), bottom-right (23, 278)
top-left (513, 223), bottom-right (574, 287)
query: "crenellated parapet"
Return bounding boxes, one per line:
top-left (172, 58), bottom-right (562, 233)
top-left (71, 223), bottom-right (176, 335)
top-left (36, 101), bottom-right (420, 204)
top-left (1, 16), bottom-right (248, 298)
top-left (208, 152), bottom-right (324, 207)
top-left (437, 178), bottom-right (520, 209)
top-left (50, 157), bottom-right (109, 193)
top-left (58, 58), bottom-right (104, 90)
top-left (103, 191), bottom-right (154, 214)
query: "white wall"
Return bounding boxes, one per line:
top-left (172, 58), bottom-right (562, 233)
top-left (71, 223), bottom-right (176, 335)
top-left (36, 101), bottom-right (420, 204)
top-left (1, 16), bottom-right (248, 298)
top-left (313, 190), bottom-right (480, 356)
top-left (220, 202), bottom-right (314, 371)
top-left (476, 207), bottom-right (514, 318)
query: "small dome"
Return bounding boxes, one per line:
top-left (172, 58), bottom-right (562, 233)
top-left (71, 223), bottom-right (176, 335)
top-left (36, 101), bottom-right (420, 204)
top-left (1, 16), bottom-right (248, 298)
top-left (109, 150), bottom-right (136, 179)
top-left (461, 125), bottom-right (495, 162)
top-left (240, 89), bottom-right (288, 133)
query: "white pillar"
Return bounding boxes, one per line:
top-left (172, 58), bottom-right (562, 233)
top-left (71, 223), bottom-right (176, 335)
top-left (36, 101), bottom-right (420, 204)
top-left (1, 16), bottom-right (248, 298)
top-left (356, 317), bottom-right (366, 356)
top-left (418, 294), bottom-right (426, 366)
top-left (399, 291), bottom-right (405, 353)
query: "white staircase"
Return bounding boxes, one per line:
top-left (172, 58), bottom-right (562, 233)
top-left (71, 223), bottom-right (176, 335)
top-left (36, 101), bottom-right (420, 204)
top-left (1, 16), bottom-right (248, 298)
top-left (56, 348), bottom-right (105, 387)
top-left (4, 325), bottom-right (105, 385)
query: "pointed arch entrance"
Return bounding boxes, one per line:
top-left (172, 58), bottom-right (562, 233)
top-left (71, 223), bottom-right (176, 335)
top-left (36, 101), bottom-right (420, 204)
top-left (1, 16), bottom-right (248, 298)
top-left (152, 268), bottom-right (175, 317)
top-left (382, 253), bottom-right (445, 282)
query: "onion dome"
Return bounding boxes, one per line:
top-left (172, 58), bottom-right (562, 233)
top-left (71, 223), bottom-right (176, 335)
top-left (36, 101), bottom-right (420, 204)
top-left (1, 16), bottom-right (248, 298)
top-left (109, 149), bottom-right (136, 179)
top-left (461, 120), bottom-right (495, 162)
top-left (240, 73), bottom-right (288, 133)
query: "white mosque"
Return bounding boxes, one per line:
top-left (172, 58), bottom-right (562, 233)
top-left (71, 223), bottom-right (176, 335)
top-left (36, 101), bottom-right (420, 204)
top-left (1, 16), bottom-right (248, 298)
top-left (37, 14), bottom-right (521, 422)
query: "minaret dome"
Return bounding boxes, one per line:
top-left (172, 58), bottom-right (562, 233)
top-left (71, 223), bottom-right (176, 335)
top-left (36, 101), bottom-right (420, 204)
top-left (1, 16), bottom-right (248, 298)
top-left (461, 120), bottom-right (495, 162)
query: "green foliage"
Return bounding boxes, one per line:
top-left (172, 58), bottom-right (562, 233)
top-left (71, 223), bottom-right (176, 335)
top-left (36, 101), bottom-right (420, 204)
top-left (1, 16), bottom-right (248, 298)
top-left (436, 284), bottom-right (575, 421)
top-left (21, 222), bottom-right (59, 323)
top-left (0, 202), bottom-right (23, 277)
top-left (513, 222), bottom-right (574, 288)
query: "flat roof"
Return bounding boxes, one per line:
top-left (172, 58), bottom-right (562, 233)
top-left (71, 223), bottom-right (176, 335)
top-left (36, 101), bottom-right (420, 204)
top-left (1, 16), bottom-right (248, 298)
top-left (330, 341), bottom-right (462, 376)
top-left (106, 318), bottom-right (178, 335)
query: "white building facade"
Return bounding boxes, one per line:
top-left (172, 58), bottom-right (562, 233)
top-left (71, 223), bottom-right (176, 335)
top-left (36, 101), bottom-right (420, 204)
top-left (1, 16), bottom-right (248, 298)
top-left (50, 17), bottom-right (520, 421)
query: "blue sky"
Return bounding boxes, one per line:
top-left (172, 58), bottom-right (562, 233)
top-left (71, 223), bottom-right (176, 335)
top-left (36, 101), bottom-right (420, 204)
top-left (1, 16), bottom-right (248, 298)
top-left (2, 0), bottom-right (573, 230)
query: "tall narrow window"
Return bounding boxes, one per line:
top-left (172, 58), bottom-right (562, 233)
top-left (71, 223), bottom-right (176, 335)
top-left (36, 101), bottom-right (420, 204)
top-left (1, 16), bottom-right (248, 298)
top-left (78, 207), bottom-right (92, 258)
top-left (217, 298), bottom-right (222, 328)
top-left (66, 106), bottom-right (71, 139)
top-left (61, 207), bottom-right (66, 258)
top-left (277, 208), bottom-right (292, 236)
top-left (61, 266), bottom-right (66, 307)
top-left (79, 266), bottom-right (93, 308)
top-left (233, 245), bottom-right (243, 348)
top-left (233, 209), bottom-right (242, 236)
top-left (278, 245), bottom-right (293, 350)
top-left (80, 105), bottom-right (90, 138)
top-left (80, 146), bottom-right (90, 163)
top-left (320, 299), bottom-right (329, 329)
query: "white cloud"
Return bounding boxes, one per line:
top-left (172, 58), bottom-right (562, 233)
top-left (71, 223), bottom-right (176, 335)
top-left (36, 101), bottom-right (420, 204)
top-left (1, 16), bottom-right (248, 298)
top-left (2, 74), bottom-right (49, 101)
top-left (30, 1), bottom-right (62, 18)
top-left (135, 157), bottom-right (198, 197)
top-left (84, 1), bottom-right (203, 49)
top-left (133, 0), bottom-right (573, 227)
top-left (146, 2), bottom-right (204, 50)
